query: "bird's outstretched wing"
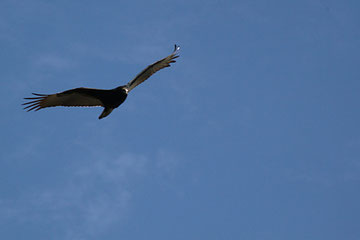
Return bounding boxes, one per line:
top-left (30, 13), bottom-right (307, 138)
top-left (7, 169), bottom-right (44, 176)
top-left (23, 88), bottom-right (105, 112)
top-left (125, 44), bottom-right (180, 93)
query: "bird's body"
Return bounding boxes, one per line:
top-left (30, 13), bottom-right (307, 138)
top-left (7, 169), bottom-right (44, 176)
top-left (23, 45), bottom-right (179, 119)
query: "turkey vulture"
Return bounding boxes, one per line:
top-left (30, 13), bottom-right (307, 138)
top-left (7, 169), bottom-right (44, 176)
top-left (23, 45), bottom-right (180, 119)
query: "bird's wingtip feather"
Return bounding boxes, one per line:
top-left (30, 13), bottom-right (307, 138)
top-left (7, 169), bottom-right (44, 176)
top-left (174, 44), bottom-right (180, 53)
top-left (32, 93), bottom-right (47, 96)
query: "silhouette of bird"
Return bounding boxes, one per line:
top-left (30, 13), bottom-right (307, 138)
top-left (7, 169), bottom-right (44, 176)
top-left (23, 45), bottom-right (180, 119)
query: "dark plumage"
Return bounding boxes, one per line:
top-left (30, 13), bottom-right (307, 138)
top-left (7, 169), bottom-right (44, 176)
top-left (23, 45), bottom-right (180, 119)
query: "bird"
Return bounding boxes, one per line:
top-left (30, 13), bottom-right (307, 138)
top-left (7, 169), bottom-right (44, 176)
top-left (23, 45), bottom-right (180, 119)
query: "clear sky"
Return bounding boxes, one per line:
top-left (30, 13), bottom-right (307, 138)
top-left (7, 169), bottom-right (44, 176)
top-left (1, 0), bottom-right (359, 239)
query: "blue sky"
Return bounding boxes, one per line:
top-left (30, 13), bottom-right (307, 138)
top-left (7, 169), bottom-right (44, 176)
top-left (1, 0), bottom-right (359, 239)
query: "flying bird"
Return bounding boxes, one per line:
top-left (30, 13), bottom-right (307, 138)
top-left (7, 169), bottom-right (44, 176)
top-left (23, 45), bottom-right (180, 119)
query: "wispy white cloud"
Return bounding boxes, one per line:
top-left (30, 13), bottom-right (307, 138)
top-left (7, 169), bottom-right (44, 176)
top-left (156, 149), bottom-right (179, 174)
top-left (0, 152), bottom-right (148, 239)
top-left (33, 54), bottom-right (76, 70)
top-left (0, 147), bottom-right (183, 239)
top-left (70, 41), bottom-right (171, 66)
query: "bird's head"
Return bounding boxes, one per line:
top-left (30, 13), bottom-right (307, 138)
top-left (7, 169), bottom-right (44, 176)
top-left (115, 86), bottom-right (129, 94)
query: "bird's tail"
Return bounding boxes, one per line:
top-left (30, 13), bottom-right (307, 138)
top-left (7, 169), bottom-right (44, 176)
top-left (98, 107), bottom-right (114, 119)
